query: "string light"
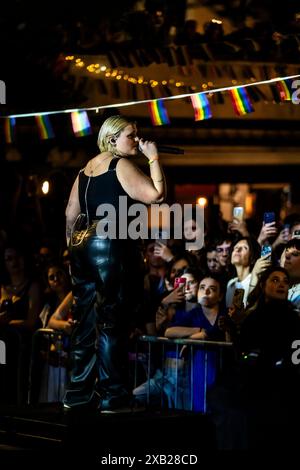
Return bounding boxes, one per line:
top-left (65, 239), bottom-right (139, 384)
top-left (65, 55), bottom-right (300, 108)
top-left (1, 73), bottom-right (299, 119)
top-left (66, 55), bottom-right (189, 90)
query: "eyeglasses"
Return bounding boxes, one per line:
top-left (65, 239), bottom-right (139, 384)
top-left (216, 247), bottom-right (230, 253)
top-left (48, 271), bottom-right (64, 281)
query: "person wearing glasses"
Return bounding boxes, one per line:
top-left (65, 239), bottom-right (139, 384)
top-left (215, 237), bottom-right (232, 270)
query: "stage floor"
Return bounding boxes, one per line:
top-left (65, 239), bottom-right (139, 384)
top-left (0, 403), bottom-right (216, 459)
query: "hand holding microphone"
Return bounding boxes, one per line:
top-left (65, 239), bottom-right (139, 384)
top-left (138, 138), bottom-right (165, 192)
top-left (138, 138), bottom-right (185, 157)
top-left (138, 138), bottom-right (159, 162)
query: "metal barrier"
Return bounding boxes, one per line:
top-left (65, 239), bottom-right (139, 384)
top-left (28, 328), bottom-right (70, 404)
top-left (134, 336), bottom-right (233, 413)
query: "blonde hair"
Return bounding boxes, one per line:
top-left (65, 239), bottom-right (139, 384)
top-left (97, 115), bottom-right (135, 153)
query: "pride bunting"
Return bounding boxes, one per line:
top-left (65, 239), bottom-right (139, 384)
top-left (228, 87), bottom-right (254, 116)
top-left (35, 115), bottom-right (54, 139)
top-left (190, 93), bottom-right (212, 120)
top-left (276, 80), bottom-right (292, 101)
top-left (1, 76), bottom-right (298, 142)
top-left (148, 100), bottom-right (170, 126)
top-left (71, 111), bottom-right (92, 136)
top-left (4, 117), bottom-right (16, 143)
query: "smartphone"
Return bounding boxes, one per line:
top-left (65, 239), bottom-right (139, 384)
top-left (232, 288), bottom-right (245, 309)
top-left (263, 212), bottom-right (275, 224)
top-left (174, 277), bottom-right (186, 290)
top-left (154, 230), bottom-right (168, 246)
top-left (233, 206), bottom-right (244, 222)
top-left (261, 244), bottom-right (272, 258)
top-left (293, 230), bottom-right (300, 239)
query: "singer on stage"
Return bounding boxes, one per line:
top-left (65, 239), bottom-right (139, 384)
top-left (64, 115), bottom-right (166, 412)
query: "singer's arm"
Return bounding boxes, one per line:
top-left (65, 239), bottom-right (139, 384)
top-left (148, 158), bottom-right (166, 202)
top-left (139, 139), bottom-right (166, 201)
top-left (65, 175), bottom-right (81, 246)
top-left (117, 144), bottom-right (166, 204)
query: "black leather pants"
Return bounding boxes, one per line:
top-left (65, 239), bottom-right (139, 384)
top-left (63, 225), bottom-right (143, 408)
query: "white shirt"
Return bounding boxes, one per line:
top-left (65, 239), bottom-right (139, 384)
top-left (226, 273), bottom-right (252, 308)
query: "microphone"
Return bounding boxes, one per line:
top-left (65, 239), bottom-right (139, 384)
top-left (157, 145), bottom-right (184, 155)
top-left (138, 143), bottom-right (184, 155)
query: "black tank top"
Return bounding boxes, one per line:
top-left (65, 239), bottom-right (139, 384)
top-left (78, 157), bottom-right (136, 222)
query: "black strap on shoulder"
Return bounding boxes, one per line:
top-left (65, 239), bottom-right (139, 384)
top-left (108, 157), bottom-right (120, 171)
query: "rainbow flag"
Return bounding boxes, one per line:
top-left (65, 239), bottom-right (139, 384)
top-left (229, 87), bottom-right (254, 116)
top-left (148, 100), bottom-right (170, 126)
top-left (35, 115), bottom-right (54, 139)
top-left (190, 93), bottom-right (212, 120)
top-left (71, 111), bottom-right (92, 136)
top-left (276, 80), bottom-right (292, 101)
top-left (4, 117), bottom-right (16, 143)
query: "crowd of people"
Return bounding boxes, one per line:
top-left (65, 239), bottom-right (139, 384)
top-left (1, 202), bottom-right (300, 398)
